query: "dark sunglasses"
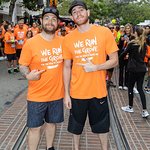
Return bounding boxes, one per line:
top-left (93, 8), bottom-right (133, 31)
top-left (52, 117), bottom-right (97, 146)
top-left (42, 7), bottom-right (59, 17)
top-left (109, 27), bottom-right (114, 29)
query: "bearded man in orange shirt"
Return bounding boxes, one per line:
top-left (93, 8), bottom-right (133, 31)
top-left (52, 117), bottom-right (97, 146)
top-left (19, 7), bottom-right (64, 150)
top-left (62, 1), bottom-right (118, 150)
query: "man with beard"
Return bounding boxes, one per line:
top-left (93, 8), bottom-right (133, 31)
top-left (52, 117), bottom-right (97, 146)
top-left (62, 1), bottom-right (118, 150)
top-left (19, 7), bottom-right (64, 150)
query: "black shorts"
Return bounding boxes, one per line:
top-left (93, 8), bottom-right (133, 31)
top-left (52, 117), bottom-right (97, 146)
top-left (68, 97), bottom-right (110, 135)
top-left (16, 49), bottom-right (22, 59)
top-left (107, 68), bottom-right (114, 72)
top-left (0, 40), bottom-right (4, 48)
top-left (6, 54), bottom-right (17, 61)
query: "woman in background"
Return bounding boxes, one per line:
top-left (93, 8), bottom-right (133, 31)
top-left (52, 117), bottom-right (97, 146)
top-left (121, 27), bottom-right (149, 118)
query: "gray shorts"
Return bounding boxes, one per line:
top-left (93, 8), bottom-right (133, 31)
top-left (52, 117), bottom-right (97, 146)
top-left (27, 99), bottom-right (64, 128)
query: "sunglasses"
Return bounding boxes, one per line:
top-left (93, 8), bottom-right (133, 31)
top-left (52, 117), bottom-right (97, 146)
top-left (109, 27), bottom-right (114, 29)
top-left (42, 7), bottom-right (59, 17)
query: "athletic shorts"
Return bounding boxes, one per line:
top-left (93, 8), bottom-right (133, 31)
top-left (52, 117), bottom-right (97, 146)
top-left (16, 49), bottom-right (22, 59)
top-left (6, 54), bottom-right (17, 61)
top-left (107, 68), bottom-right (114, 72)
top-left (0, 40), bottom-right (4, 48)
top-left (68, 97), bottom-right (110, 135)
top-left (27, 99), bottom-right (64, 128)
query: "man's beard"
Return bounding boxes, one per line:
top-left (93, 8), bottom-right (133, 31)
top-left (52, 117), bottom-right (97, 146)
top-left (42, 23), bottom-right (57, 34)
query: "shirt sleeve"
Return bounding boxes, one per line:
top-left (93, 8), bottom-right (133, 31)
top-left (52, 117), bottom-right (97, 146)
top-left (19, 40), bottom-right (32, 66)
top-left (105, 28), bottom-right (119, 55)
top-left (62, 36), bottom-right (73, 60)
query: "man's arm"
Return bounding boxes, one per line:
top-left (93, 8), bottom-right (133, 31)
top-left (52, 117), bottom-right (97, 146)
top-left (63, 59), bottom-right (72, 109)
top-left (77, 51), bottom-right (118, 72)
top-left (19, 65), bottom-right (45, 80)
top-left (97, 51), bottom-right (118, 70)
top-left (19, 65), bottom-right (30, 78)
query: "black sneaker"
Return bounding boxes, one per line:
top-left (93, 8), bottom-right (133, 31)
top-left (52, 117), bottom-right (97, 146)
top-left (14, 68), bottom-right (19, 73)
top-left (8, 70), bottom-right (12, 74)
top-left (47, 147), bottom-right (55, 150)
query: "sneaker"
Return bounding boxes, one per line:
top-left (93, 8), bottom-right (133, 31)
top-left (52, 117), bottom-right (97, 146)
top-left (118, 86), bottom-right (123, 90)
top-left (8, 70), bottom-right (12, 74)
top-left (109, 81), bottom-right (116, 87)
top-left (133, 87), bottom-right (139, 94)
top-left (14, 68), bottom-right (20, 73)
top-left (123, 86), bottom-right (128, 90)
top-left (142, 110), bottom-right (149, 118)
top-left (145, 89), bottom-right (150, 94)
top-left (121, 105), bottom-right (134, 113)
top-left (144, 86), bottom-right (148, 91)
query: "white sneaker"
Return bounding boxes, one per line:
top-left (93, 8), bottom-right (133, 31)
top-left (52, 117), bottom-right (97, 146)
top-left (123, 86), bottom-right (128, 90)
top-left (145, 90), bottom-right (150, 94)
top-left (121, 105), bottom-right (134, 113)
top-left (142, 110), bottom-right (149, 118)
top-left (133, 87), bottom-right (139, 94)
top-left (118, 86), bottom-right (123, 90)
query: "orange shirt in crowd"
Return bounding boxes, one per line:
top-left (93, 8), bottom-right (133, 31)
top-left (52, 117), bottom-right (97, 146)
top-left (144, 45), bottom-right (150, 63)
top-left (19, 34), bottom-right (64, 102)
top-left (15, 24), bottom-right (28, 30)
top-left (31, 27), bottom-right (39, 36)
top-left (14, 28), bottom-right (27, 49)
top-left (112, 29), bottom-right (117, 40)
top-left (62, 25), bottom-right (118, 99)
top-left (4, 32), bottom-right (16, 54)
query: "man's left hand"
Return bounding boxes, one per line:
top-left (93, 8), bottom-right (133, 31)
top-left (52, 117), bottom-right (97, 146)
top-left (76, 57), bottom-right (98, 72)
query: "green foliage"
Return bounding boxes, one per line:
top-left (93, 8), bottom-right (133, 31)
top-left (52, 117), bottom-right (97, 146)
top-left (23, 0), bottom-right (37, 10)
top-left (1, 0), bottom-right (150, 25)
top-left (57, 0), bottom-right (72, 16)
top-left (0, 0), bottom-right (10, 4)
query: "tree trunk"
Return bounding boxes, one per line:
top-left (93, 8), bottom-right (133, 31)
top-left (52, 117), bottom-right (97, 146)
top-left (9, 0), bottom-right (16, 17)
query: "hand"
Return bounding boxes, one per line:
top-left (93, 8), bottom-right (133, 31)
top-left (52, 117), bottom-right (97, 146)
top-left (26, 69), bottom-right (45, 81)
top-left (76, 57), bottom-right (98, 72)
top-left (64, 95), bottom-right (72, 109)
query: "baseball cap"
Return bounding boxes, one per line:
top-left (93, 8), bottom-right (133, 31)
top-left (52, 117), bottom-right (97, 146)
top-left (42, 6), bottom-right (59, 18)
top-left (120, 25), bottom-right (125, 28)
top-left (69, 0), bottom-right (87, 14)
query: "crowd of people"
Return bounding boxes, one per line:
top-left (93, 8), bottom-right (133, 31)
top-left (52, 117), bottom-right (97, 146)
top-left (0, 0), bottom-right (150, 150)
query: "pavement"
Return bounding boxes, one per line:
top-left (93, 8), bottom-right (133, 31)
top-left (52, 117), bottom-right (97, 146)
top-left (0, 60), bottom-right (28, 113)
top-left (0, 60), bottom-right (150, 150)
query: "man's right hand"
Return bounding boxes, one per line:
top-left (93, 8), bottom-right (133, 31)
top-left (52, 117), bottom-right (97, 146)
top-left (26, 69), bottom-right (45, 80)
top-left (64, 95), bottom-right (72, 109)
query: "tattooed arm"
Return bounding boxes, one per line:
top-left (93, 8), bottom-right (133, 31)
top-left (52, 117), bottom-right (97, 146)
top-left (19, 65), bottom-right (30, 78)
top-left (19, 65), bottom-right (45, 81)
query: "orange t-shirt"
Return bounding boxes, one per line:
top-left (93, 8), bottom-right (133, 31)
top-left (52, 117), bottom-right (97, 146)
top-left (144, 45), bottom-right (150, 62)
top-left (14, 28), bottom-right (27, 49)
top-left (62, 25), bottom-right (118, 99)
top-left (31, 27), bottom-right (39, 36)
top-left (4, 32), bottom-right (16, 54)
top-left (19, 34), bottom-right (64, 102)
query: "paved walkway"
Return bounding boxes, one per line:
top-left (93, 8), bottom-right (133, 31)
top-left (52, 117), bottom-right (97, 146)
top-left (0, 68), bottom-right (150, 150)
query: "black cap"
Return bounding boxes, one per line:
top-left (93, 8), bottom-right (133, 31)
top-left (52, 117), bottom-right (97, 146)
top-left (69, 0), bottom-right (87, 14)
top-left (42, 6), bottom-right (59, 18)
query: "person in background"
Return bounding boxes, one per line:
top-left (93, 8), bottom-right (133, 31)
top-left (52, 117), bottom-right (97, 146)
top-left (121, 27), bottom-right (149, 118)
top-left (14, 19), bottom-right (27, 61)
top-left (4, 24), bottom-right (19, 73)
top-left (106, 23), bottom-right (117, 87)
top-left (31, 22), bottom-right (40, 36)
top-left (24, 30), bottom-right (33, 43)
top-left (144, 31), bottom-right (150, 94)
top-left (63, 1), bottom-right (118, 150)
top-left (0, 26), bottom-right (5, 57)
top-left (60, 27), bottom-right (67, 36)
top-left (118, 23), bottom-right (134, 91)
